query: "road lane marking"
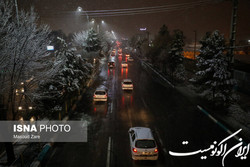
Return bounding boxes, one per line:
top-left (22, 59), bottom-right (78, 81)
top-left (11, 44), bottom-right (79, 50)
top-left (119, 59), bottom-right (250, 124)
top-left (141, 97), bottom-right (148, 109)
top-left (111, 102), bottom-right (113, 114)
top-left (143, 61), bottom-right (174, 88)
top-left (106, 137), bottom-right (112, 167)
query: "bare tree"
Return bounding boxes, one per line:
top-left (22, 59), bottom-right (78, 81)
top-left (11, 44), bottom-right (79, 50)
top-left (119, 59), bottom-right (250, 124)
top-left (0, 2), bottom-right (50, 164)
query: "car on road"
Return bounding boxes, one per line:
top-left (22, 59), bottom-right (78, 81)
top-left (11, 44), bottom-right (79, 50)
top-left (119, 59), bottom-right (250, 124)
top-left (128, 56), bottom-right (134, 61)
top-left (121, 61), bottom-right (128, 68)
top-left (122, 79), bottom-right (133, 90)
top-left (93, 87), bottom-right (108, 102)
top-left (108, 61), bottom-right (115, 68)
top-left (128, 127), bottom-right (158, 161)
top-left (125, 54), bottom-right (130, 57)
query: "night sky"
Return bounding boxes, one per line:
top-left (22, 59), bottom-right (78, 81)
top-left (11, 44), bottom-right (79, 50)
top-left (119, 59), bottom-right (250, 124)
top-left (19, 0), bottom-right (250, 43)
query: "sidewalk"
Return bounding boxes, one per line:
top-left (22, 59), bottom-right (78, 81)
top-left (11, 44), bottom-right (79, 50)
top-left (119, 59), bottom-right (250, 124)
top-left (138, 57), bottom-right (250, 142)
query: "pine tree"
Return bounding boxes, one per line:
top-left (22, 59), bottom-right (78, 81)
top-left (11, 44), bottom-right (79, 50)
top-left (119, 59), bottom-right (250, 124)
top-left (73, 28), bottom-right (101, 53)
top-left (168, 29), bottom-right (185, 81)
top-left (85, 28), bottom-right (101, 52)
top-left (196, 30), bottom-right (236, 107)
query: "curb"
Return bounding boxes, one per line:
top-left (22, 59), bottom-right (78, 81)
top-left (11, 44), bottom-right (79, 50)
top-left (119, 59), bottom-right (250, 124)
top-left (30, 143), bottom-right (52, 167)
top-left (30, 117), bottom-right (69, 167)
top-left (140, 60), bottom-right (175, 88)
top-left (197, 105), bottom-right (248, 145)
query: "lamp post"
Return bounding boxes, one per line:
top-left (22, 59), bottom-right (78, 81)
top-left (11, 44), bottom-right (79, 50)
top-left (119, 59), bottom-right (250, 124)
top-left (92, 20), bottom-right (105, 33)
top-left (76, 6), bottom-right (89, 28)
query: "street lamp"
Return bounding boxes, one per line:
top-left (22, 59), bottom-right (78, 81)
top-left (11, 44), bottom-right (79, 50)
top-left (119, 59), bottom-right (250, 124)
top-left (77, 6), bottom-right (82, 12)
top-left (76, 6), bottom-right (89, 26)
top-left (91, 19), bottom-right (106, 33)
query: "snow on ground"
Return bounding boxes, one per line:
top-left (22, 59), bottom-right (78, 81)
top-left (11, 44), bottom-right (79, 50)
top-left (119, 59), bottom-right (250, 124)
top-left (228, 104), bottom-right (250, 128)
top-left (177, 84), bottom-right (250, 132)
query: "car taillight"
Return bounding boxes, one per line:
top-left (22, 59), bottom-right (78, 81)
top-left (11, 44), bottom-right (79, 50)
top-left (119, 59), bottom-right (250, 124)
top-left (93, 95), bottom-right (96, 98)
top-left (105, 94), bottom-right (107, 97)
top-left (154, 148), bottom-right (158, 153)
top-left (132, 148), bottom-right (137, 153)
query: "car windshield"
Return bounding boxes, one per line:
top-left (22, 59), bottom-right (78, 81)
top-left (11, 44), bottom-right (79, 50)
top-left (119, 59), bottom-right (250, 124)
top-left (95, 91), bottom-right (106, 95)
top-left (124, 81), bottom-right (132, 84)
top-left (135, 140), bottom-right (156, 148)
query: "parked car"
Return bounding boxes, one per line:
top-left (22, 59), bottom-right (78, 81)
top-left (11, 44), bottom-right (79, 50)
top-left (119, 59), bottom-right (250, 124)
top-left (121, 61), bottom-right (128, 68)
top-left (128, 127), bottom-right (158, 161)
top-left (93, 87), bottom-right (108, 102)
top-left (122, 79), bottom-right (133, 90)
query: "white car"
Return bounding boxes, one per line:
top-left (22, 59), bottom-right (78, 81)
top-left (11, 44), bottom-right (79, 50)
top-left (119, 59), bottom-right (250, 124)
top-left (128, 57), bottom-right (134, 61)
top-left (121, 61), bottom-right (128, 68)
top-left (128, 127), bottom-right (158, 161)
top-left (125, 54), bottom-right (130, 57)
top-left (122, 79), bottom-right (133, 90)
top-left (93, 88), bottom-right (107, 102)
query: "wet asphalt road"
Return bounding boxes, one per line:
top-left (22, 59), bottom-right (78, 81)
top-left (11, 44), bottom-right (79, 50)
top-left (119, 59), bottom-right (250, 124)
top-left (43, 52), bottom-right (249, 167)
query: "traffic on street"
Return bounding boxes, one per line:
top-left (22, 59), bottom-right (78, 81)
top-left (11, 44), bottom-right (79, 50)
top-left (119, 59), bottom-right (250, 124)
top-left (43, 49), bottom-right (248, 167)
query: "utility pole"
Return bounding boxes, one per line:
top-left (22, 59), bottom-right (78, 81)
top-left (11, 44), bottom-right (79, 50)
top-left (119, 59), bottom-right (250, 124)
top-left (229, 0), bottom-right (238, 64)
top-left (194, 30), bottom-right (197, 59)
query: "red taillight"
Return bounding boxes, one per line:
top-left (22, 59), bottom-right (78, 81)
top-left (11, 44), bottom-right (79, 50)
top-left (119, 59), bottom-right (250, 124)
top-left (105, 94), bottom-right (107, 98)
top-left (93, 95), bottom-right (96, 98)
top-left (154, 148), bottom-right (158, 153)
top-left (132, 148), bottom-right (137, 153)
